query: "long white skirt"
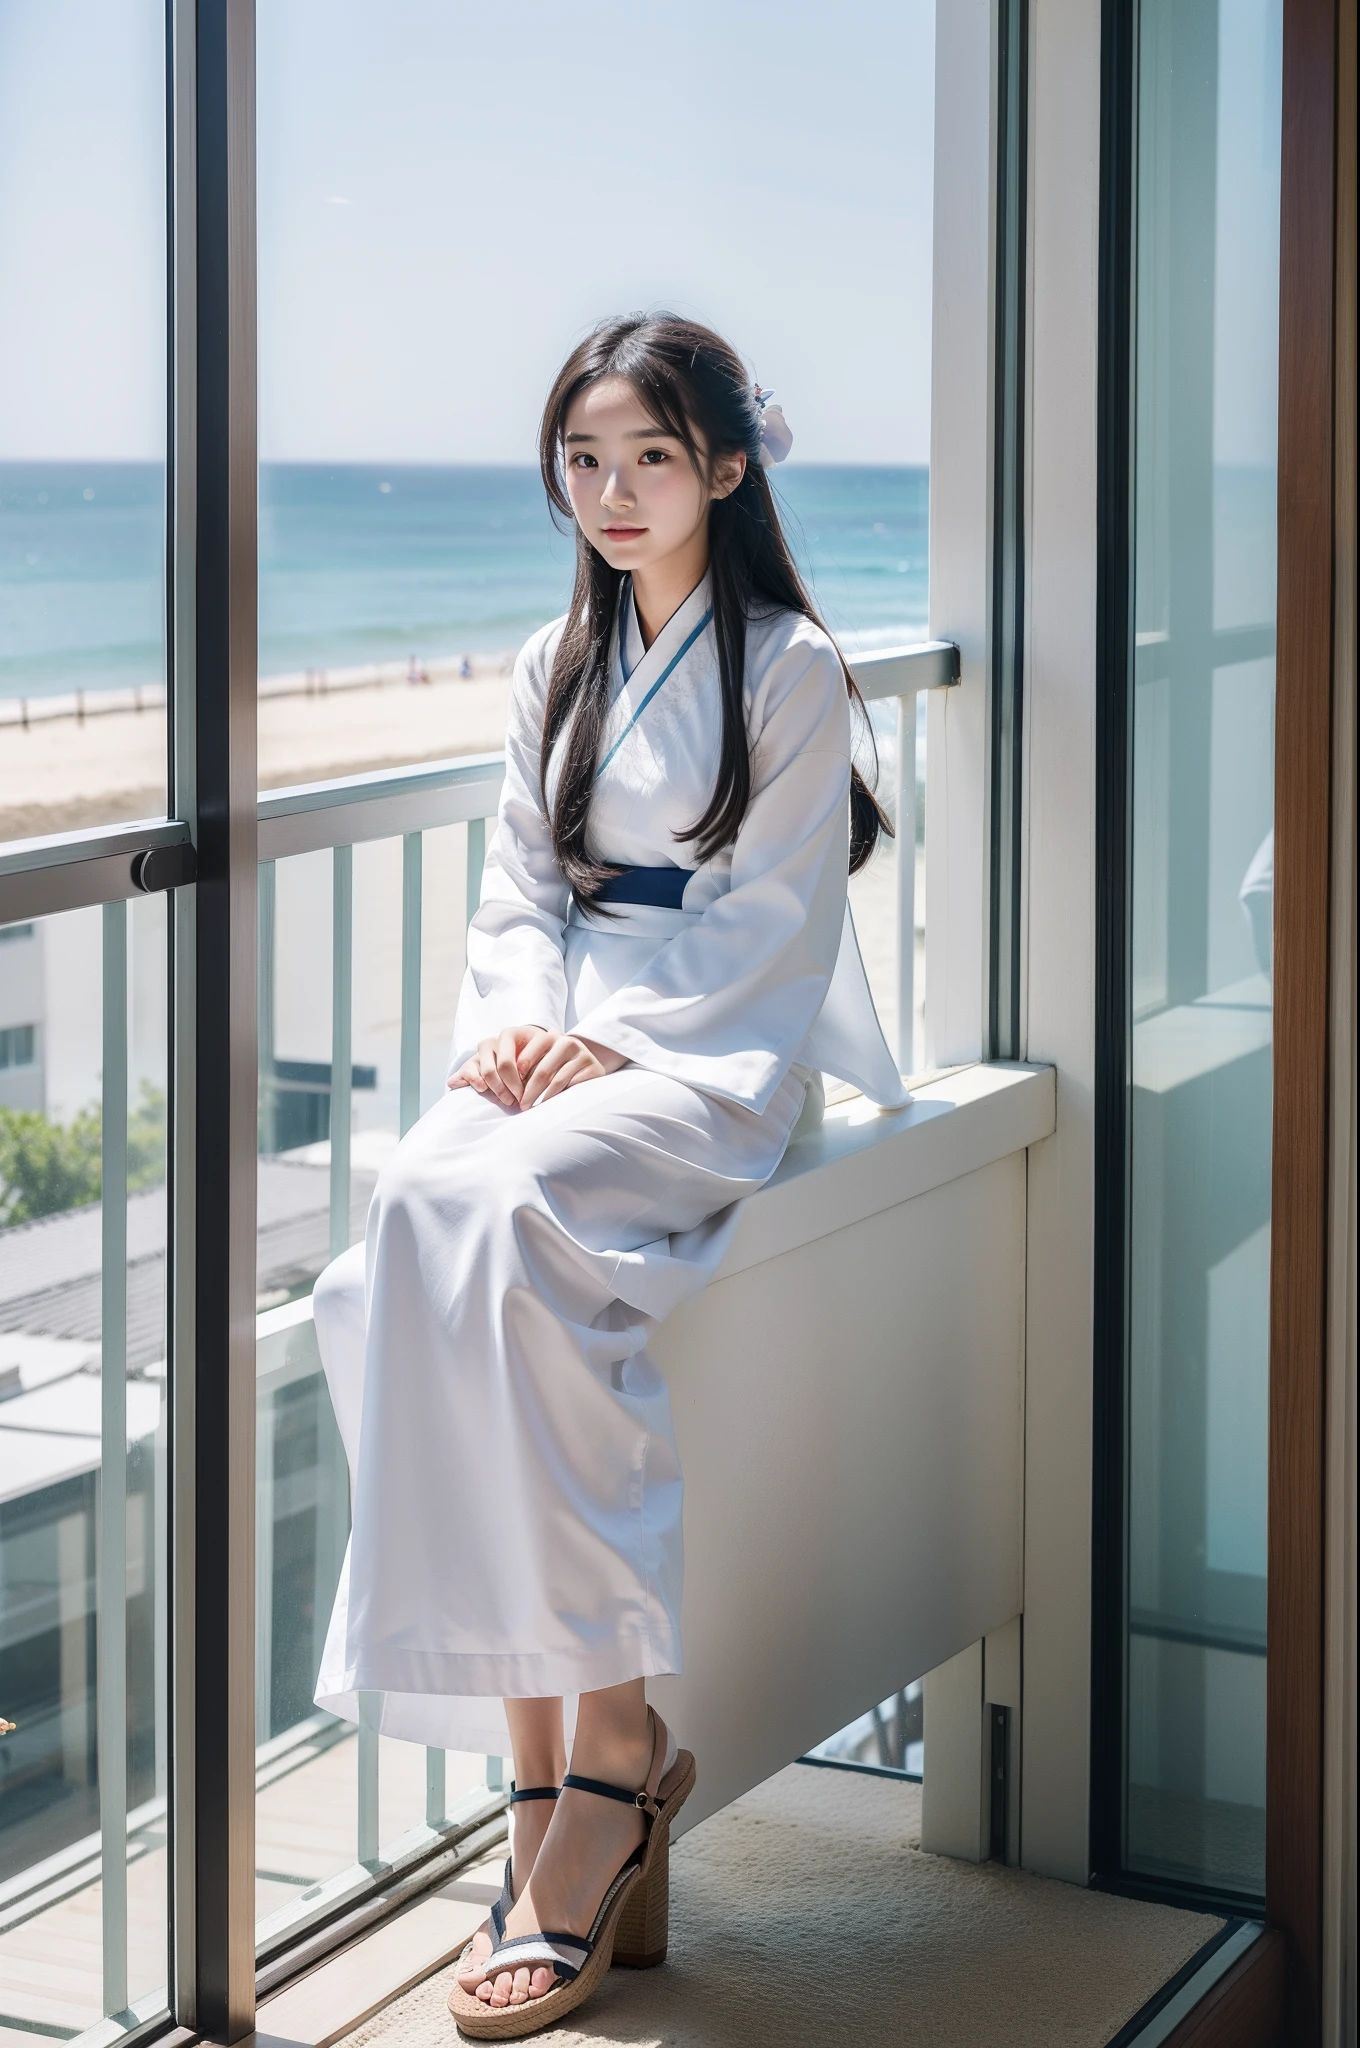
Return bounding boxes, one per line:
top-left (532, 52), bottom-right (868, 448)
top-left (312, 1059), bottom-right (809, 1756)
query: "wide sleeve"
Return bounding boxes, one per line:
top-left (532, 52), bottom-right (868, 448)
top-left (448, 633), bottom-right (569, 1070)
top-left (570, 636), bottom-right (852, 1112)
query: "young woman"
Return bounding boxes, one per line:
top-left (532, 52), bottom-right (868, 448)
top-left (311, 313), bottom-right (906, 2038)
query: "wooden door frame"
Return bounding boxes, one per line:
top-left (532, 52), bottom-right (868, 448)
top-left (1267, 0), bottom-right (1345, 2039)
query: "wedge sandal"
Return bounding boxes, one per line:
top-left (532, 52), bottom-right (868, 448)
top-left (453, 1785), bottom-right (559, 1989)
top-left (447, 1709), bottom-right (695, 2040)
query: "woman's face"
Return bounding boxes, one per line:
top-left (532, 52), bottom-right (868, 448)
top-left (561, 376), bottom-right (743, 578)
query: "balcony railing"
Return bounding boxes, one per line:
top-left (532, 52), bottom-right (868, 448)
top-left (249, 635), bottom-right (957, 1948)
top-left (256, 634), bottom-right (959, 1234)
top-left (0, 636), bottom-right (957, 2004)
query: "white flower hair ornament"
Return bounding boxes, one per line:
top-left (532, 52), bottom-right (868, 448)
top-left (753, 385), bottom-right (794, 467)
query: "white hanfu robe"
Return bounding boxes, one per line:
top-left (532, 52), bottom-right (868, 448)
top-left (313, 575), bottom-right (905, 1755)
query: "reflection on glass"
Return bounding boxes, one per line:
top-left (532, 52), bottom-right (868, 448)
top-left (1126, 0), bottom-right (1280, 1897)
top-left (0, 6), bottom-right (167, 842)
top-left (805, 1681), bottom-right (924, 1778)
top-left (0, 898), bottom-right (169, 2027)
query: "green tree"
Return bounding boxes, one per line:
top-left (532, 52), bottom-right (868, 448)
top-left (127, 1083), bottom-right (168, 1194)
top-left (0, 1084), bottom-right (166, 1228)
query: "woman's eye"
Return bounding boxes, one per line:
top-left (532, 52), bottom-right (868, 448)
top-left (639, 449), bottom-right (669, 465)
top-left (571, 452), bottom-right (598, 469)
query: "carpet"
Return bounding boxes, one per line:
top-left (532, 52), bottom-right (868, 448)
top-left (342, 1763), bottom-right (1222, 2048)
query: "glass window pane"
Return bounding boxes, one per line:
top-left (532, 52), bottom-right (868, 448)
top-left (1126, 0), bottom-right (1280, 1898)
top-left (255, 0), bottom-right (936, 1937)
top-left (848, 687), bottom-right (927, 1071)
top-left (0, 3), bottom-right (168, 843)
top-left (0, 899), bottom-right (169, 2028)
top-left (255, 824), bottom-right (485, 1938)
top-left (804, 1680), bottom-right (923, 1778)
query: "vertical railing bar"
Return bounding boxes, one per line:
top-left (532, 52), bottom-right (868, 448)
top-left (401, 833), bottom-right (443, 1817)
top-left (99, 899), bottom-right (129, 2018)
top-left (254, 1390), bottom-right (275, 1747)
top-left (314, 1403), bottom-right (350, 1716)
top-left (425, 1748), bottom-right (446, 1830)
top-left (486, 1755), bottom-right (504, 1794)
top-left (330, 844), bottom-right (353, 1262)
top-left (466, 815), bottom-right (486, 937)
top-left (153, 1379), bottom-right (169, 1807)
top-left (895, 690), bottom-right (920, 1075)
top-left (357, 1694), bottom-right (380, 1866)
top-left (400, 833), bottom-right (423, 1136)
top-left (257, 860), bottom-right (276, 1153)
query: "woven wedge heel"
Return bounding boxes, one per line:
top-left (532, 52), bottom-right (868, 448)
top-left (611, 1815), bottom-right (670, 1967)
top-left (447, 1709), bottom-right (695, 2039)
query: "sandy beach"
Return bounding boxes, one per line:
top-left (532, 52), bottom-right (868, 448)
top-left (0, 647), bottom-right (922, 1065)
top-left (0, 656), bottom-right (514, 842)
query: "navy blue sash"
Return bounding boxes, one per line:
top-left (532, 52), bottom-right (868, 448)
top-left (593, 866), bottom-right (695, 910)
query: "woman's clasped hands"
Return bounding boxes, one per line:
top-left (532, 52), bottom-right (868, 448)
top-left (447, 1023), bottom-right (628, 1110)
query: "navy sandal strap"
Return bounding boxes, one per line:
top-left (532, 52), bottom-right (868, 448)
top-left (561, 1770), bottom-right (662, 1819)
top-left (489, 1856), bottom-right (512, 1946)
top-left (481, 1843), bottom-right (647, 1989)
top-left (485, 1791), bottom-right (558, 1946)
top-left (484, 1930), bottom-right (590, 1984)
top-left (459, 1854), bottom-right (515, 1967)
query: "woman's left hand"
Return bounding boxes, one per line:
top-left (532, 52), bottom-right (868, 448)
top-left (518, 1032), bottom-right (628, 1109)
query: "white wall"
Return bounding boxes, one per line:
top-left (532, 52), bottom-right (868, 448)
top-left (653, 1146), bottom-right (1029, 1831)
top-left (927, 0), bottom-right (1102, 1884)
top-left (0, 924), bottom-right (44, 1113)
top-left (39, 904), bottom-right (103, 1121)
top-left (266, 822), bottom-right (472, 1143)
top-left (7, 892), bottom-right (168, 1126)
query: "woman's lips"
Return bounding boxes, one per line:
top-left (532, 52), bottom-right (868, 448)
top-left (602, 525), bottom-right (646, 539)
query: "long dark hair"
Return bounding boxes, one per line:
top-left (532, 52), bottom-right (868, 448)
top-left (537, 312), bottom-right (889, 906)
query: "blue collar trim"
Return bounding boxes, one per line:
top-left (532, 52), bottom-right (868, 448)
top-left (596, 608), bottom-right (713, 778)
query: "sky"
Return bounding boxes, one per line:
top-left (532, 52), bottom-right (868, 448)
top-left (1211, 0), bottom-right (1282, 468)
top-left (0, 0), bottom-right (938, 466)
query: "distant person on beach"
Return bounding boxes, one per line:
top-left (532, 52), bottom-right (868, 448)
top-left (309, 315), bottom-right (904, 2038)
top-left (459, 653), bottom-right (473, 678)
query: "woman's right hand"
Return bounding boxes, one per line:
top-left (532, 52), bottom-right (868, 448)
top-left (447, 1024), bottom-right (553, 1108)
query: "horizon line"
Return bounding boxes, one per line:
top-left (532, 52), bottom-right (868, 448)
top-left (1, 454), bottom-right (933, 473)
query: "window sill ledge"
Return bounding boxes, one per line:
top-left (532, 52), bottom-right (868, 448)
top-left (256, 1060), bottom-right (1057, 1371)
top-left (719, 1060), bottom-right (1056, 1280)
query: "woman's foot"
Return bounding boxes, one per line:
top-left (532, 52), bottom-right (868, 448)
top-left (476, 1713), bottom-right (656, 2009)
top-left (455, 1697), bottom-right (568, 1998)
top-left (454, 1792), bottom-right (558, 1994)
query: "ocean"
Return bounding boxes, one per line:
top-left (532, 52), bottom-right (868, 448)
top-left (0, 462), bottom-right (929, 701)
